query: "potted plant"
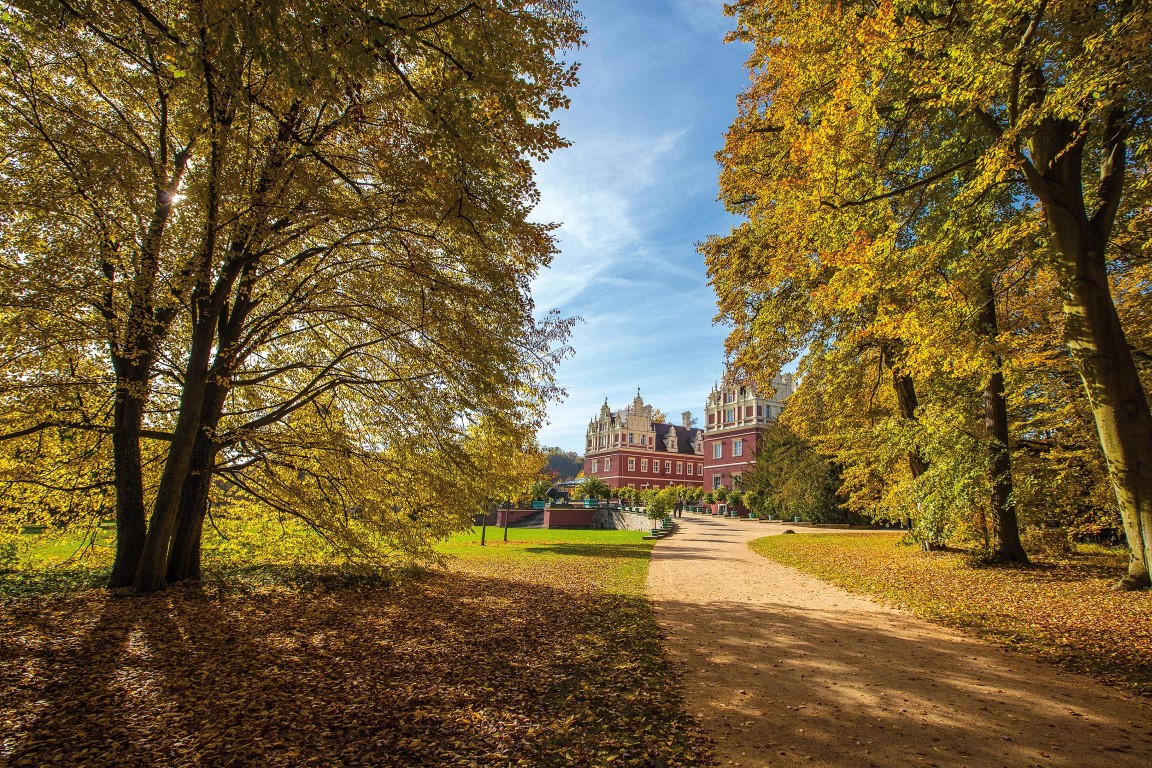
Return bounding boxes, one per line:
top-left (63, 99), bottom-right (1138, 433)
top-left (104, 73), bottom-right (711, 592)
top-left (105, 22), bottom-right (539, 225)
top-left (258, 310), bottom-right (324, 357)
top-left (579, 476), bottom-right (611, 508)
top-left (743, 489), bottom-right (762, 519)
top-left (529, 479), bottom-right (552, 510)
top-left (646, 488), bottom-right (674, 532)
top-left (618, 486), bottom-right (634, 510)
top-left (714, 486), bottom-right (728, 515)
top-left (727, 489), bottom-right (743, 517)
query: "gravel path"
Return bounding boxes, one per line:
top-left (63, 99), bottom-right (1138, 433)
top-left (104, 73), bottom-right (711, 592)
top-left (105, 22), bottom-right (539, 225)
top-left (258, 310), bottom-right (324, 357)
top-left (646, 515), bottom-right (1152, 768)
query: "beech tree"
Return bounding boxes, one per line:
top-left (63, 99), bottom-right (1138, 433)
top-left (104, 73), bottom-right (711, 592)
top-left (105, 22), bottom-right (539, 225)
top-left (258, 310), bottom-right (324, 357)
top-left (706, 0), bottom-right (1151, 586)
top-left (0, 0), bottom-right (582, 592)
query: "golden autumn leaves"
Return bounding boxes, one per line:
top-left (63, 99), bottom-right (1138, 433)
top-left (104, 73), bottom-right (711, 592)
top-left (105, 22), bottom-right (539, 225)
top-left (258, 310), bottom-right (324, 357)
top-left (704, 0), bottom-right (1152, 586)
top-left (0, 1), bottom-right (582, 592)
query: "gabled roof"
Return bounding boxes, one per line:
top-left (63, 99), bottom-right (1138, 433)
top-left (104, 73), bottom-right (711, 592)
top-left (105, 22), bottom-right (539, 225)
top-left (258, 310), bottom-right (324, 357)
top-left (653, 422), bottom-right (703, 455)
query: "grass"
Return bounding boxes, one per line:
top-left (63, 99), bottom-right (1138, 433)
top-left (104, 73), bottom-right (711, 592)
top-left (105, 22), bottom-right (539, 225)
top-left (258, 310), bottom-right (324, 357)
top-left (3, 524), bottom-right (654, 598)
top-left (751, 532), bottom-right (1152, 696)
top-left (12, 526), bottom-right (115, 565)
top-left (438, 527), bottom-right (653, 596)
top-left (1, 525), bottom-right (711, 767)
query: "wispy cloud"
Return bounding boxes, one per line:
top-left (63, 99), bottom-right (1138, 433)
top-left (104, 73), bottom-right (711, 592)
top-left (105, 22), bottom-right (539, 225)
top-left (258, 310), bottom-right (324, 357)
top-left (529, 0), bottom-right (751, 452)
top-left (672, 0), bottom-right (740, 36)
top-left (531, 130), bottom-right (688, 310)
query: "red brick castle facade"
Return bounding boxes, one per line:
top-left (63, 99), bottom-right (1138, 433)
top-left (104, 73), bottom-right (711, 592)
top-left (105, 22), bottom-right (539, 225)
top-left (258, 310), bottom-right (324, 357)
top-left (583, 390), bottom-right (705, 489)
top-left (581, 374), bottom-right (795, 492)
top-left (702, 373), bottom-right (795, 491)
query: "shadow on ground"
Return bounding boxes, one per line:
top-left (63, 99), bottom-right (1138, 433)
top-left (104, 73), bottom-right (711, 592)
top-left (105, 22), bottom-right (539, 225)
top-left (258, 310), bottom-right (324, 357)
top-left (522, 543), bottom-right (652, 559)
top-left (0, 570), bottom-right (710, 767)
top-left (652, 575), bottom-right (1152, 767)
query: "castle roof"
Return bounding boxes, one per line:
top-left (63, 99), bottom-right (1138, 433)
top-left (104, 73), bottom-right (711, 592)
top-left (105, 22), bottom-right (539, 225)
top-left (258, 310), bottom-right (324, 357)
top-left (653, 422), bottom-right (703, 455)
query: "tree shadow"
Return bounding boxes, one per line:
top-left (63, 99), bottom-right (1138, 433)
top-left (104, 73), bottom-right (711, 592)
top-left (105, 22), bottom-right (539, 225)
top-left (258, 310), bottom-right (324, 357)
top-left (522, 543), bottom-right (653, 559)
top-left (652, 595), bottom-right (1152, 767)
top-left (2, 571), bottom-right (711, 767)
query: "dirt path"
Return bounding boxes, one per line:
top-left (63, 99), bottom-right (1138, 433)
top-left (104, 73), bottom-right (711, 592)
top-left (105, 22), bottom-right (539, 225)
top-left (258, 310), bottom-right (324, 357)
top-left (646, 515), bottom-right (1152, 768)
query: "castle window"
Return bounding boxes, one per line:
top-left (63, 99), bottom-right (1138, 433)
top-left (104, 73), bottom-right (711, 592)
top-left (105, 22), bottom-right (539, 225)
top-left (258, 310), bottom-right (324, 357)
top-left (641, 459), bottom-right (649, 472)
top-left (605, 458), bottom-right (612, 471)
top-left (665, 461), bottom-right (671, 473)
top-left (592, 460), bottom-right (599, 473)
top-left (713, 443), bottom-right (723, 459)
top-left (677, 461), bottom-right (684, 474)
top-left (628, 457), bottom-right (635, 471)
top-left (733, 439), bottom-right (743, 457)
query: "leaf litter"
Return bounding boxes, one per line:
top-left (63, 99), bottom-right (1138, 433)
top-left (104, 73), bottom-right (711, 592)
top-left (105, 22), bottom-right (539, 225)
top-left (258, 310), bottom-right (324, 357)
top-left (0, 542), bottom-right (713, 767)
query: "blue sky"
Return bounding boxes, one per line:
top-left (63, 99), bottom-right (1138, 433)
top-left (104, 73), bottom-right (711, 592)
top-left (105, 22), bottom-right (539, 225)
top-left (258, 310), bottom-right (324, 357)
top-left (531, 0), bottom-right (751, 454)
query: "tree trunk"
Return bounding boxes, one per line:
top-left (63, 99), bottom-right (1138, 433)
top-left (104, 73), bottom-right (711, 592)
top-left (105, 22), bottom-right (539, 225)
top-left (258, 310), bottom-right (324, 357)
top-left (133, 318), bottom-right (216, 593)
top-left (108, 382), bottom-right (148, 588)
top-left (883, 346), bottom-right (935, 546)
top-left (1025, 115), bottom-right (1152, 589)
top-left (105, 168), bottom-right (187, 589)
top-left (891, 368), bottom-right (929, 480)
top-left (132, 99), bottom-right (233, 594)
top-left (977, 277), bottom-right (1029, 564)
top-left (883, 345), bottom-right (929, 480)
top-left (165, 433), bottom-right (217, 584)
top-left (166, 382), bottom-right (228, 584)
top-left (1059, 246), bottom-right (1152, 588)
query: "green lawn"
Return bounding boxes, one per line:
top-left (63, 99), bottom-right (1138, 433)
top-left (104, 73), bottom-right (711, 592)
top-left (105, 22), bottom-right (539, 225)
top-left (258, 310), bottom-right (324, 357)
top-left (439, 526), bottom-right (652, 596)
top-left (442, 525), bottom-right (647, 548)
top-left (751, 532), bottom-right (1152, 695)
top-left (13, 526), bottom-right (115, 565)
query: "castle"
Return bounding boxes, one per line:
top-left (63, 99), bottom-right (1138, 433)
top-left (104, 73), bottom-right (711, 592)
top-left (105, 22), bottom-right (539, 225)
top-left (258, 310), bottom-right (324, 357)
top-left (582, 373), bottom-right (795, 491)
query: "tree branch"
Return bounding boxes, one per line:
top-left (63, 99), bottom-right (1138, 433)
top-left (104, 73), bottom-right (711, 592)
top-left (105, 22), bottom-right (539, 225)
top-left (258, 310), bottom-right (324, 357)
top-left (820, 156), bottom-right (977, 209)
top-left (1091, 106), bottom-right (1128, 240)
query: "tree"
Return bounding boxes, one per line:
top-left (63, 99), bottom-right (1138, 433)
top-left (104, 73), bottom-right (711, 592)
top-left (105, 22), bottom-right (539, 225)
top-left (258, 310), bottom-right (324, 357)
top-left (707, 0), bottom-right (1151, 585)
top-left (645, 488), bottom-right (674, 525)
top-left (529, 479), bottom-right (554, 503)
top-left (744, 425), bottom-right (847, 524)
top-left (0, 0), bottom-right (583, 592)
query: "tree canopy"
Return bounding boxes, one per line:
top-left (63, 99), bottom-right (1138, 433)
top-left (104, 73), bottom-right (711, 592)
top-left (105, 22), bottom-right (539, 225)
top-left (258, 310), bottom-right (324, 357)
top-left (704, 0), bottom-right (1151, 584)
top-left (0, 0), bottom-right (583, 592)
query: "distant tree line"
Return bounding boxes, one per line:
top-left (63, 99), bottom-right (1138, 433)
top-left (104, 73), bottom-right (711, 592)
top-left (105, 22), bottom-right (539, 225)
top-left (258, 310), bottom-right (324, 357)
top-left (543, 447), bottom-right (583, 482)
